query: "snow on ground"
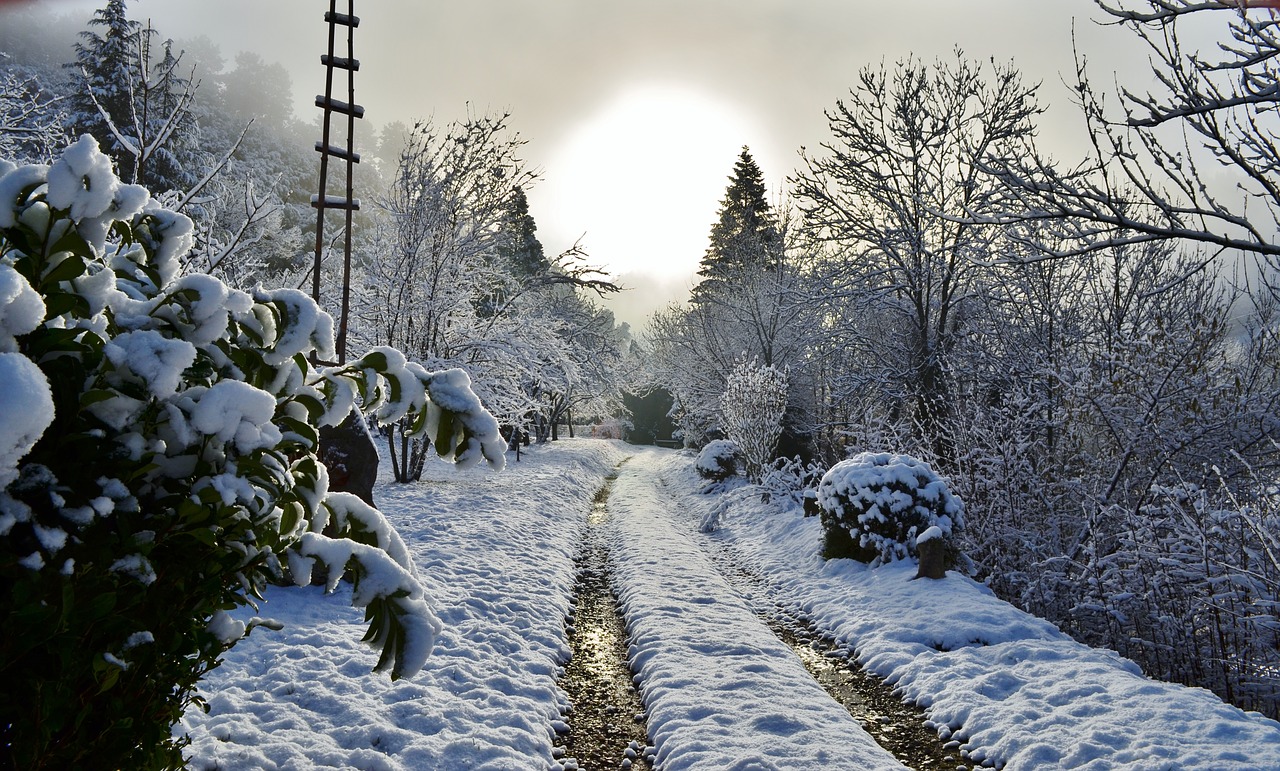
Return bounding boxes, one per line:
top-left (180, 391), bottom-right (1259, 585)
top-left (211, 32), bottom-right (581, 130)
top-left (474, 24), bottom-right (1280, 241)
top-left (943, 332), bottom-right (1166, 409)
top-left (181, 440), bottom-right (1280, 770)
top-left (607, 451), bottom-right (903, 770)
top-left (180, 439), bottom-right (627, 771)
top-left (662, 453), bottom-right (1280, 770)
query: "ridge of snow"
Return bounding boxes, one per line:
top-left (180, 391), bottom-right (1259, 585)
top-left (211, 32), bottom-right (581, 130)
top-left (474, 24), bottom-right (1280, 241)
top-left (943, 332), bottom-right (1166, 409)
top-left (608, 450), bottom-right (904, 770)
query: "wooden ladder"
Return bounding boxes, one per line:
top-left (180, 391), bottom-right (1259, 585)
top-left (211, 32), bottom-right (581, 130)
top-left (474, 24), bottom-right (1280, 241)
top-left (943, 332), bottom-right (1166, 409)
top-left (311, 0), bottom-right (363, 365)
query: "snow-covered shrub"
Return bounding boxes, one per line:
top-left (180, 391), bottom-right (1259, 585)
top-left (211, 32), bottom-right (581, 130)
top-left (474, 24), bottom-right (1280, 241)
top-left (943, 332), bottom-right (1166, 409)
top-left (720, 358), bottom-right (788, 482)
top-left (0, 138), bottom-right (506, 770)
top-left (696, 438), bottom-right (740, 481)
top-left (589, 416), bottom-right (630, 440)
top-left (759, 455), bottom-right (825, 512)
top-left (817, 452), bottom-right (964, 565)
top-left (1063, 478), bottom-right (1280, 716)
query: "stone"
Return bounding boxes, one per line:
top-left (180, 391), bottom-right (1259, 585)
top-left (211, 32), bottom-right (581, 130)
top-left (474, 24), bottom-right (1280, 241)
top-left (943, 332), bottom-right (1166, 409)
top-left (916, 535), bottom-right (947, 580)
top-left (319, 412), bottom-right (378, 506)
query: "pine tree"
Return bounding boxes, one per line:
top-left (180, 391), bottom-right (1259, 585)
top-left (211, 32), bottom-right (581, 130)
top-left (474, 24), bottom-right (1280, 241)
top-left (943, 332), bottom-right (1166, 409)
top-left (67, 0), bottom-right (142, 177)
top-left (67, 3), bottom-right (199, 192)
top-left (691, 147), bottom-right (778, 306)
top-left (498, 186), bottom-right (550, 278)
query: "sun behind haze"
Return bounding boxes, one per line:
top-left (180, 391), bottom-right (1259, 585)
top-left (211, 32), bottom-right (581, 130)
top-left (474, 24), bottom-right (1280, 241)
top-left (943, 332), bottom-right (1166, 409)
top-left (13, 0), bottom-right (1160, 329)
top-left (538, 83), bottom-right (771, 281)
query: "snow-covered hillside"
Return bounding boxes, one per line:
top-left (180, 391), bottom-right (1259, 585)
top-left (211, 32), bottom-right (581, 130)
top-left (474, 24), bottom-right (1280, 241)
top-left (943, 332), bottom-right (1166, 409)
top-left (180, 440), bottom-right (1280, 770)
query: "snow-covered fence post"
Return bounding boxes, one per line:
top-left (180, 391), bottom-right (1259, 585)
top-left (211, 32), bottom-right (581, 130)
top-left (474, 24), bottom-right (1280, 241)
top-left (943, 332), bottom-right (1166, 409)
top-left (0, 138), bottom-right (506, 769)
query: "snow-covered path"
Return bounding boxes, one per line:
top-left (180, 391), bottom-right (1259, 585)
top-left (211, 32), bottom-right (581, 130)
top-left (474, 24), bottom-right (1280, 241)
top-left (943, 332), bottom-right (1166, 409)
top-left (181, 440), bottom-right (628, 770)
top-left (179, 439), bottom-right (1280, 770)
top-left (606, 450), bottom-right (902, 770)
top-left (684, 458), bottom-right (1280, 771)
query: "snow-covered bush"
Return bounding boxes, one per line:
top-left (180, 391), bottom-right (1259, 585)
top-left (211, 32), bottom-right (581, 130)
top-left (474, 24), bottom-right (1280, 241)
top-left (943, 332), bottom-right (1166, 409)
top-left (720, 358), bottom-right (788, 482)
top-left (817, 452), bottom-right (964, 566)
top-left (696, 438), bottom-right (740, 481)
top-left (0, 138), bottom-right (506, 770)
top-left (759, 455), bottom-right (825, 513)
top-left (589, 416), bottom-right (630, 440)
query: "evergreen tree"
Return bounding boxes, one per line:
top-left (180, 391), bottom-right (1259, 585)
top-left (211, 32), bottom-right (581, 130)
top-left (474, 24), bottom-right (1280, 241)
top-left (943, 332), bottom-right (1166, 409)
top-left (67, 0), bottom-right (141, 176)
top-left (497, 186), bottom-right (550, 278)
top-left (691, 147), bottom-right (778, 306)
top-left (67, 3), bottom-right (199, 192)
top-left (140, 36), bottom-right (199, 192)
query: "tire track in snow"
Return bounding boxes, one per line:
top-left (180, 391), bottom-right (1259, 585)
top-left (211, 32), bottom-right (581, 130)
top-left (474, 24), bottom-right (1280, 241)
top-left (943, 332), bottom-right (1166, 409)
top-left (556, 466), bottom-right (656, 770)
top-left (711, 551), bottom-right (980, 770)
top-left (605, 449), bottom-right (904, 770)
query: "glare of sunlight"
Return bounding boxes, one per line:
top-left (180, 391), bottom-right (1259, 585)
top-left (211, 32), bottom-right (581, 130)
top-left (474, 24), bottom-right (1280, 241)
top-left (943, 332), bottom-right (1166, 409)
top-left (538, 83), bottom-right (767, 280)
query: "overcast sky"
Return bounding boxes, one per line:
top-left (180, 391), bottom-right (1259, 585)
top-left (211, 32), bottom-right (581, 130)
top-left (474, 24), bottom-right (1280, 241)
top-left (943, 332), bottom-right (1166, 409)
top-left (22, 0), bottom-right (1226, 329)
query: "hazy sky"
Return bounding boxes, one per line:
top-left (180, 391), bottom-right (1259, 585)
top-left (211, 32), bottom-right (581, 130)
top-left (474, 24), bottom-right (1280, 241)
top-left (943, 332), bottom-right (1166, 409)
top-left (19, 0), bottom-right (1226, 329)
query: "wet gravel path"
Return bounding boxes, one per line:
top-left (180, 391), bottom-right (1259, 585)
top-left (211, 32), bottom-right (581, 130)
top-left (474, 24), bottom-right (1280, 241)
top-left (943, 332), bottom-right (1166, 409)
top-left (555, 475), bottom-right (655, 771)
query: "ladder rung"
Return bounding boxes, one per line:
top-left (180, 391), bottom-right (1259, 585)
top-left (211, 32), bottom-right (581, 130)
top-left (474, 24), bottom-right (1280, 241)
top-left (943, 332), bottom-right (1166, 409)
top-left (315, 96), bottom-right (365, 118)
top-left (324, 11), bottom-right (360, 27)
top-left (314, 142), bottom-right (361, 163)
top-left (311, 194), bottom-right (361, 211)
top-left (321, 55), bottom-right (360, 71)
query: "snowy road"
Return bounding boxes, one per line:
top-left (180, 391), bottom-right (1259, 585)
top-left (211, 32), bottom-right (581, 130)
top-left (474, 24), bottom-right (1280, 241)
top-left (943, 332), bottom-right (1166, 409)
top-left (605, 450), bottom-right (903, 770)
top-left (181, 440), bottom-right (621, 770)
top-left (180, 439), bottom-right (1280, 770)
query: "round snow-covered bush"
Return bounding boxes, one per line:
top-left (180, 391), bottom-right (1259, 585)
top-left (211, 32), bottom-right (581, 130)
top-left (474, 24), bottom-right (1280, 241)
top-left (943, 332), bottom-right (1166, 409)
top-left (816, 452), bottom-right (964, 565)
top-left (696, 438), bottom-right (740, 481)
top-left (0, 138), bottom-right (506, 769)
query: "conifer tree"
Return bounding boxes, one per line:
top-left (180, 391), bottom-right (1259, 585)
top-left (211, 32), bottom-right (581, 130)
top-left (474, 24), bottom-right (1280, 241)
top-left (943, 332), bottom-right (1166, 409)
top-left (67, 3), bottom-right (199, 192)
top-left (68, 0), bottom-right (141, 176)
top-left (691, 147), bottom-right (778, 306)
top-left (497, 186), bottom-right (550, 279)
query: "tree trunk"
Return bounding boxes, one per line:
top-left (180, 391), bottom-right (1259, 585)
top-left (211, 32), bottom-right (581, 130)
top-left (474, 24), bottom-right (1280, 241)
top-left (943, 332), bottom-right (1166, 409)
top-left (386, 425), bottom-right (404, 483)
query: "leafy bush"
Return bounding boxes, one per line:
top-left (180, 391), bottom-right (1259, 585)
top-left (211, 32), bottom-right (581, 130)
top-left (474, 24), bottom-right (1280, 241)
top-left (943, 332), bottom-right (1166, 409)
top-left (695, 438), bottom-right (740, 481)
top-left (816, 452), bottom-right (963, 565)
top-left (0, 137), bottom-right (506, 769)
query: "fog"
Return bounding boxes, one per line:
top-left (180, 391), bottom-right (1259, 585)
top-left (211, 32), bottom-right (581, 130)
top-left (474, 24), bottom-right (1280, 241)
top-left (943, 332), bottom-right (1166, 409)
top-left (6, 0), bottom-right (1230, 330)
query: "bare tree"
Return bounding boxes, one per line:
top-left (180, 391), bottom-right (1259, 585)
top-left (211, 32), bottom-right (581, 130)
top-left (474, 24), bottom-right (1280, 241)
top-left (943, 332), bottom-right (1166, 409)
top-left (0, 61), bottom-right (68, 163)
top-left (792, 50), bottom-right (1041, 460)
top-left (720, 358), bottom-right (789, 483)
top-left (357, 114), bottom-right (621, 479)
top-left (990, 1), bottom-right (1280, 294)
